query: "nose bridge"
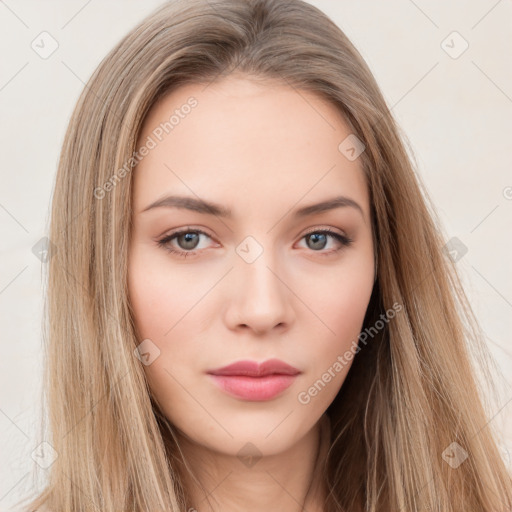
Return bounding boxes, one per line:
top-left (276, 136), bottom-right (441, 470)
top-left (236, 233), bottom-right (284, 298)
top-left (228, 233), bottom-right (292, 331)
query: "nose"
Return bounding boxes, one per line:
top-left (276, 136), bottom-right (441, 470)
top-left (223, 246), bottom-right (294, 335)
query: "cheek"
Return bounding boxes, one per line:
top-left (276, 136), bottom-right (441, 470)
top-left (128, 242), bottom-right (202, 339)
top-left (296, 244), bottom-right (374, 340)
top-left (320, 271), bottom-right (373, 336)
top-left (127, 245), bottom-right (211, 404)
top-left (293, 252), bottom-right (374, 408)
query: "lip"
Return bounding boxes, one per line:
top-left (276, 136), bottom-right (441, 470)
top-left (206, 359), bottom-right (301, 401)
top-left (207, 358), bottom-right (300, 377)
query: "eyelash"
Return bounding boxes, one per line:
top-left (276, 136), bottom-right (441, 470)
top-left (157, 227), bottom-right (353, 259)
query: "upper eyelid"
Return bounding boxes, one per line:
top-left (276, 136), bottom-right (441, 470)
top-left (302, 226), bottom-right (347, 237)
top-left (161, 227), bottom-right (215, 242)
top-left (162, 225), bottom-right (347, 238)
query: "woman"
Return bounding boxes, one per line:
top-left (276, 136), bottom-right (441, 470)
top-left (17, 0), bottom-right (512, 510)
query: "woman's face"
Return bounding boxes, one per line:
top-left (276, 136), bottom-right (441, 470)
top-left (128, 75), bottom-right (375, 456)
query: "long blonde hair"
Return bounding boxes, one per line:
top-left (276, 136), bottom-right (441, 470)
top-left (16, 0), bottom-right (511, 510)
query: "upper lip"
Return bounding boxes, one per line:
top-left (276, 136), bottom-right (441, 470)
top-left (207, 358), bottom-right (301, 377)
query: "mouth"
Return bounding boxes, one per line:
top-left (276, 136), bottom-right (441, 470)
top-left (206, 358), bottom-right (301, 401)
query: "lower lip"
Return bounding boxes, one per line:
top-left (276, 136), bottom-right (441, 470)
top-left (207, 374), bottom-right (298, 401)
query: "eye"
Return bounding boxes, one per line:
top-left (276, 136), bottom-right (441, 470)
top-left (298, 228), bottom-right (353, 256)
top-left (157, 227), bottom-right (353, 259)
top-left (157, 228), bottom-right (215, 258)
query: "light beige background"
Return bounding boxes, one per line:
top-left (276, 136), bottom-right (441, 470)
top-left (1, 0), bottom-right (511, 509)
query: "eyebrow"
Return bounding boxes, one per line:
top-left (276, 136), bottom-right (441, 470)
top-left (141, 194), bottom-right (364, 219)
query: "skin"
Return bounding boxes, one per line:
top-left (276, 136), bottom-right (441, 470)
top-left (127, 75), bottom-right (375, 512)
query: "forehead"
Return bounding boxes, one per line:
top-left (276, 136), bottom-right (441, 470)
top-left (132, 76), bottom-right (370, 223)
